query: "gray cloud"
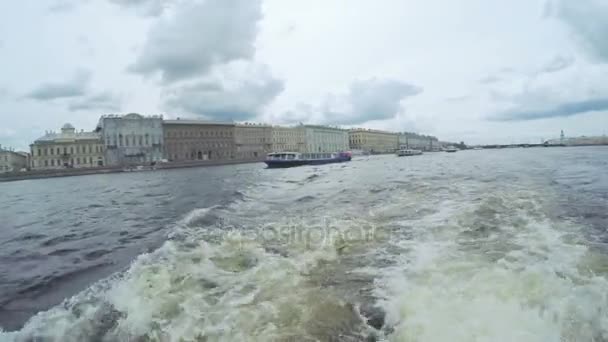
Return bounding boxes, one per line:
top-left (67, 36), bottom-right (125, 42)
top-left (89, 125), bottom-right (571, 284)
top-left (68, 92), bottom-right (123, 112)
top-left (491, 97), bottom-right (608, 121)
top-left (48, 1), bottom-right (77, 12)
top-left (164, 66), bottom-right (284, 121)
top-left (549, 0), bottom-right (608, 61)
top-left (479, 75), bottom-right (502, 84)
top-left (109, 0), bottom-right (173, 16)
top-left (321, 78), bottom-right (422, 125)
top-left (537, 55), bottom-right (574, 74)
top-left (129, 0), bottom-right (262, 82)
top-left (26, 70), bottom-right (91, 101)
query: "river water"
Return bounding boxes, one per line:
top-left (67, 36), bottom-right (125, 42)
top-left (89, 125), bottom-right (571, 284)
top-left (1, 147), bottom-right (608, 341)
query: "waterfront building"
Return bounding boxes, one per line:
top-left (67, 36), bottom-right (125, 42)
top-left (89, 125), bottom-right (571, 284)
top-left (30, 124), bottom-right (104, 170)
top-left (0, 146), bottom-right (28, 173)
top-left (303, 125), bottom-right (349, 153)
top-left (235, 123), bottom-right (272, 159)
top-left (399, 132), bottom-right (439, 151)
top-left (271, 125), bottom-right (306, 152)
top-left (349, 128), bottom-right (399, 154)
top-left (164, 119), bottom-right (235, 161)
top-left (97, 113), bottom-right (164, 166)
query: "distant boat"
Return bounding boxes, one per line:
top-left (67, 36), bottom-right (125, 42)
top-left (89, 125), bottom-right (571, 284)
top-left (444, 146), bottom-right (458, 153)
top-left (396, 148), bottom-right (423, 157)
top-left (265, 151), bottom-right (352, 168)
top-left (473, 147), bottom-right (483, 150)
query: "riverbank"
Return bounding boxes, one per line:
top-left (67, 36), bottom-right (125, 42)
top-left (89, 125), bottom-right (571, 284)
top-left (0, 158), bottom-right (264, 182)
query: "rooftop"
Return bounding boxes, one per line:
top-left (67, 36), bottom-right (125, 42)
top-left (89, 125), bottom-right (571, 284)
top-left (164, 119), bottom-right (234, 126)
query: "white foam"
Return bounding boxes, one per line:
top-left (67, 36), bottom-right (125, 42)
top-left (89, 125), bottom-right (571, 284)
top-left (376, 192), bottom-right (608, 342)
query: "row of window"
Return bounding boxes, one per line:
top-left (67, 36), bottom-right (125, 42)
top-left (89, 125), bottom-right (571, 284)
top-left (166, 130), bottom-right (233, 138)
top-left (35, 145), bottom-right (102, 156)
top-left (167, 142), bottom-right (231, 150)
top-left (170, 150), bottom-right (233, 161)
top-left (105, 134), bottom-right (160, 147)
top-left (40, 157), bottom-right (102, 167)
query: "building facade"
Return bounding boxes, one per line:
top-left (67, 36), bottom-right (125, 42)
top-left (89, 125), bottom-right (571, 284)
top-left (235, 123), bottom-right (272, 159)
top-left (97, 113), bottom-right (164, 166)
top-left (304, 125), bottom-right (349, 153)
top-left (30, 124), bottom-right (105, 170)
top-left (0, 147), bottom-right (28, 173)
top-left (271, 125), bottom-right (306, 152)
top-left (349, 129), bottom-right (399, 154)
top-left (399, 132), bottom-right (439, 151)
top-left (164, 120), bottom-right (235, 161)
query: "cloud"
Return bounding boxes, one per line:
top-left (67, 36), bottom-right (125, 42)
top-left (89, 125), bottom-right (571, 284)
top-left (47, 0), bottom-right (78, 12)
top-left (314, 79), bottom-right (422, 125)
top-left (26, 70), bottom-right (91, 100)
top-left (108, 0), bottom-right (174, 16)
top-left (479, 75), bottom-right (502, 84)
top-left (68, 92), bottom-right (123, 112)
top-left (548, 0), bottom-right (608, 61)
top-left (164, 62), bottom-right (284, 121)
top-left (537, 55), bottom-right (575, 74)
top-left (129, 0), bottom-right (262, 82)
top-left (491, 97), bottom-right (608, 121)
top-left (272, 78), bottom-right (422, 126)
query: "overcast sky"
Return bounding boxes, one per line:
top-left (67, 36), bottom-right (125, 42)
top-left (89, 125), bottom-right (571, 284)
top-left (1, 0), bottom-right (608, 150)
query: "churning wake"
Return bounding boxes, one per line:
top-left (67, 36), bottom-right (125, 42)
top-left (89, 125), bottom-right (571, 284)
top-left (2, 151), bottom-right (608, 341)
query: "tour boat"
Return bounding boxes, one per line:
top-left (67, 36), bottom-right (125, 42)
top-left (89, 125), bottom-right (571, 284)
top-left (265, 151), bottom-right (352, 168)
top-left (445, 146), bottom-right (458, 153)
top-left (396, 149), bottom-right (423, 157)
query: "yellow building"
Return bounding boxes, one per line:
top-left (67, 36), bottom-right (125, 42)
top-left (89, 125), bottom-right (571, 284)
top-left (349, 129), bottom-right (399, 154)
top-left (235, 123), bottom-right (272, 159)
top-left (271, 125), bottom-right (306, 152)
top-left (30, 123), bottom-right (105, 170)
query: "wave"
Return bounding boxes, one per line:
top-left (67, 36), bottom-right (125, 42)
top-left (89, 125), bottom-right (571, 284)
top-left (374, 189), bottom-right (608, 341)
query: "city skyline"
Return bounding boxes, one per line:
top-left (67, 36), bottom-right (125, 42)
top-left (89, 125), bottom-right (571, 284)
top-left (1, 0), bottom-right (608, 150)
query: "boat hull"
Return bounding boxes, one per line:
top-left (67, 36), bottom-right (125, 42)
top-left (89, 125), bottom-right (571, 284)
top-left (265, 157), bottom-right (351, 168)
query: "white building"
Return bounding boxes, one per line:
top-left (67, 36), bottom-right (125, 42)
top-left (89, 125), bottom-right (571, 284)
top-left (97, 113), bottom-right (164, 166)
top-left (30, 124), bottom-right (105, 170)
top-left (0, 146), bottom-right (28, 173)
top-left (399, 132), bottom-right (439, 151)
top-left (235, 123), bottom-right (272, 159)
top-left (304, 125), bottom-right (349, 153)
top-left (271, 125), bottom-right (306, 152)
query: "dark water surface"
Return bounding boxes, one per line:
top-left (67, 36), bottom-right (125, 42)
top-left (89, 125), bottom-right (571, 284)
top-left (1, 147), bottom-right (608, 341)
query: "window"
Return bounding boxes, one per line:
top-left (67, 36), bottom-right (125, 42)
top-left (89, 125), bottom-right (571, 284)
top-left (89, 157), bottom-right (93, 164)
top-left (119, 134), bottom-right (123, 146)
top-left (145, 134), bottom-right (149, 145)
top-left (51, 159), bottom-right (55, 166)
top-left (38, 149), bottom-right (41, 156)
top-left (139, 136), bottom-right (143, 146)
top-left (44, 160), bottom-right (48, 166)
top-left (50, 148), bottom-right (54, 155)
top-left (76, 146), bottom-right (80, 154)
top-left (70, 147), bottom-right (74, 154)
top-left (44, 148), bottom-right (48, 156)
top-left (76, 158), bottom-right (80, 164)
top-left (57, 148), bottom-right (60, 155)
top-left (64, 147), bottom-right (67, 154)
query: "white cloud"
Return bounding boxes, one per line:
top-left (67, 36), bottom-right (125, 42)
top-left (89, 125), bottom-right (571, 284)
top-left (549, 0), bottom-right (608, 61)
top-left (25, 70), bottom-right (91, 100)
top-left (164, 62), bottom-right (283, 121)
top-left (129, 0), bottom-right (262, 83)
top-left (108, 0), bottom-right (175, 16)
top-left (273, 78), bottom-right (422, 126)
